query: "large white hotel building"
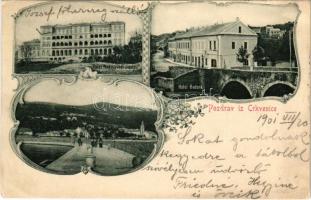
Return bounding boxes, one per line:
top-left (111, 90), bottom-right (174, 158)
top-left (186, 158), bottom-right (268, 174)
top-left (18, 21), bottom-right (125, 62)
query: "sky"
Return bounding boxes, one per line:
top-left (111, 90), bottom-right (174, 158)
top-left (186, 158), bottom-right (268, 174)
top-left (24, 79), bottom-right (158, 110)
top-left (152, 2), bottom-right (299, 35)
top-left (15, 1), bottom-right (143, 45)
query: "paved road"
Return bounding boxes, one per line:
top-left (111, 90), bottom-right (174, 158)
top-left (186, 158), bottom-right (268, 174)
top-left (152, 51), bottom-right (172, 72)
top-left (46, 143), bottom-right (135, 175)
top-left (152, 50), bottom-right (195, 72)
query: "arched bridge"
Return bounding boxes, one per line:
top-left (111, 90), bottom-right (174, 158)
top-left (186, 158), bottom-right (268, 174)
top-left (153, 67), bottom-right (298, 99)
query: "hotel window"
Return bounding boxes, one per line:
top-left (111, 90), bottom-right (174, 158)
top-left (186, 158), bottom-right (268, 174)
top-left (232, 42), bottom-right (235, 49)
top-left (244, 42), bottom-right (248, 49)
top-left (213, 41), bottom-right (216, 50)
top-left (239, 26), bottom-right (242, 33)
top-left (211, 59), bottom-right (217, 67)
top-left (209, 41), bottom-right (212, 50)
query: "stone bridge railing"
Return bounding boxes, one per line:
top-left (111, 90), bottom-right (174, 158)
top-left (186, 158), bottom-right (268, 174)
top-left (152, 66), bottom-right (298, 98)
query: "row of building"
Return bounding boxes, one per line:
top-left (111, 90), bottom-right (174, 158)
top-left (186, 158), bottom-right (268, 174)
top-left (167, 18), bottom-right (258, 69)
top-left (17, 21), bottom-right (126, 62)
top-left (251, 25), bottom-right (286, 39)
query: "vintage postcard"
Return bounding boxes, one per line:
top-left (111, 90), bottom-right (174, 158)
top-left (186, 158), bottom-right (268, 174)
top-left (0, 0), bottom-right (310, 199)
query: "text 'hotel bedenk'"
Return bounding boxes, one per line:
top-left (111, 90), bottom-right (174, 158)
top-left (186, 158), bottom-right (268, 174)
top-left (17, 21), bottom-right (125, 62)
top-left (167, 18), bottom-right (258, 68)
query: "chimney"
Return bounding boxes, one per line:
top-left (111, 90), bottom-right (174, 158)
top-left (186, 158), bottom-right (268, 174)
top-left (236, 17), bottom-right (240, 21)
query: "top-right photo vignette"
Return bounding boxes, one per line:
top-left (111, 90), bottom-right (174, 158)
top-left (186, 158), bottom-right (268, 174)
top-left (150, 2), bottom-right (299, 100)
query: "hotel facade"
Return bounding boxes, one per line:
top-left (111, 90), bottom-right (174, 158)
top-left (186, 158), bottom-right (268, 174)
top-left (167, 18), bottom-right (258, 68)
top-left (17, 21), bottom-right (125, 62)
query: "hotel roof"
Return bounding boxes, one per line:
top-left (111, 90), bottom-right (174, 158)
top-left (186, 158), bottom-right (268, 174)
top-left (174, 19), bottom-right (257, 39)
top-left (40, 21), bottom-right (125, 28)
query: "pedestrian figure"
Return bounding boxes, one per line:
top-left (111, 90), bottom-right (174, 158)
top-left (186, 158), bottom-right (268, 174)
top-left (91, 138), bottom-right (96, 147)
top-left (98, 138), bottom-right (103, 148)
top-left (77, 136), bottom-right (82, 146)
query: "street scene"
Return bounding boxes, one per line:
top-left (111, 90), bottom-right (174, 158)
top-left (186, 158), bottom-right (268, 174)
top-left (151, 3), bottom-right (299, 99)
top-left (14, 80), bottom-right (159, 175)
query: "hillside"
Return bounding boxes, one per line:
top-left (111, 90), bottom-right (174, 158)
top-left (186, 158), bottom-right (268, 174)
top-left (15, 102), bottom-right (158, 133)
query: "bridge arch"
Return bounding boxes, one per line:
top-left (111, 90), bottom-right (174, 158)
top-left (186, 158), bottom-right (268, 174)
top-left (220, 79), bottom-right (253, 99)
top-left (261, 81), bottom-right (296, 97)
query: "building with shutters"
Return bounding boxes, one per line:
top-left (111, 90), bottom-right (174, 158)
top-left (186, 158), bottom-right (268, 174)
top-left (18, 21), bottom-right (125, 62)
top-left (167, 18), bottom-right (258, 68)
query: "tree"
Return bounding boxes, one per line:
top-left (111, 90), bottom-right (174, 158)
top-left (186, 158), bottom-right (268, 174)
top-left (279, 29), bottom-right (296, 65)
top-left (252, 45), bottom-right (265, 63)
top-left (20, 44), bottom-right (32, 63)
top-left (163, 43), bottom-right (169, 58)
top-left (236, 46), bottom-right (250, 66)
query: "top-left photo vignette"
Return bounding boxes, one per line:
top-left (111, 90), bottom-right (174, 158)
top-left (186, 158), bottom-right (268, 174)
top-left (13, 1), bottom-right (149, 82)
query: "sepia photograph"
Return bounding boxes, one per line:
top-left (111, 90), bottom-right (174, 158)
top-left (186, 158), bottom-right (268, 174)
top-left (14, 80), bottom-right (161, 175)
top-left (14, 2), bottom-right (144, 82)
top-left (151, 2), bottom-right (299, 99)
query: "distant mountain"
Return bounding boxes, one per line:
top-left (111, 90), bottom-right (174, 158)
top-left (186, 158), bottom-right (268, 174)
top-left (16, 102), bottom-right (158, 132)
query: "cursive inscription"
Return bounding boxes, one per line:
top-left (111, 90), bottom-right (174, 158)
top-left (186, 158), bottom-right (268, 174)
top-left (145, 109), bottom-right (308, 198)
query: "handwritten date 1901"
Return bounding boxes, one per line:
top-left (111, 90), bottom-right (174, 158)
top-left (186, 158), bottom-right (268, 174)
top-left (257, 112), bottom-right (308, 130)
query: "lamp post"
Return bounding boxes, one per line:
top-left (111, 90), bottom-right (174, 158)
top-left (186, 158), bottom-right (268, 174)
top-left (289, 29), bottom-right (292, 69)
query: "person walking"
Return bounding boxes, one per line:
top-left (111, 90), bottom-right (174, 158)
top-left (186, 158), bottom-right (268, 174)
top-left (98, 137), bottom-right (103, 148)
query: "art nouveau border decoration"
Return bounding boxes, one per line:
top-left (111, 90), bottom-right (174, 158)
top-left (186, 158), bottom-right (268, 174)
top-left (2, 1), bottom-right (310, 198)
top-left (12, 1), bottom-right (152, 86)
top-left (150, 2), bottom-right (300, 102)
top-left (10, 76), bottom-right (164, 175)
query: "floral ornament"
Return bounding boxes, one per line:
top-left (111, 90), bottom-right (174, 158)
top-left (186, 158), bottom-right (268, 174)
top-left (162, 101), bottom-right (207, 133)
top-left (79, 67), bottom-right (98, 79)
